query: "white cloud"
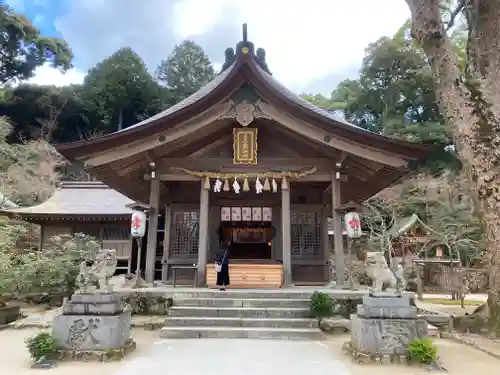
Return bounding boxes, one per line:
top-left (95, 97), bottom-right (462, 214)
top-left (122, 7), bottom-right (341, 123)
top-left (35, 0), bottom-right (410, 94)
top-left (173, 0), bottom-right (410, 92)
top-left (25, 64), bottom-right (85, 86)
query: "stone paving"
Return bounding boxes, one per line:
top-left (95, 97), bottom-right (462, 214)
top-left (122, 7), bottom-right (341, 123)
top-left (111, 339), bottom-right (351, 375)
top-left (10, 307), bottom-right (62, 328)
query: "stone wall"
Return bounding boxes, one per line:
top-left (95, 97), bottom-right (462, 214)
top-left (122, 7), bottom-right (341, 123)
top-left (117, 290), bottom-right (173, 315)
top-left (114, 288), bottom-right (369, 317)
top-left (330, 296), bottom-right (363, 319)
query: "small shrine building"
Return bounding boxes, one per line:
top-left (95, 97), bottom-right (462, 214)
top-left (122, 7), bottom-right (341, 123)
top-left (0, 182), bottom-right (134, 273)
top-left (47, 25), bottom-right (430, 288)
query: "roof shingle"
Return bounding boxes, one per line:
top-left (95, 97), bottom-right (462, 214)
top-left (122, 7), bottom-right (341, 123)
top-left (0, 181), bottom-right (134, 218)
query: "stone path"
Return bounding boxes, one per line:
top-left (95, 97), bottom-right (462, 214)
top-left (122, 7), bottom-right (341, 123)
top-left (111, 339), bottom-right (351, 375)
top-left (441, 333), bottom-right (500, 360)
top-left (10, 307), bottom-right (62, 328)
top-left (423, 293), bottom-right (488, 302)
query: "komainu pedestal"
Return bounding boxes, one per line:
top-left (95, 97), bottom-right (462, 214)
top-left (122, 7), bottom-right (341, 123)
top-left (52, 293), bottom-right (132, 351)
top-left (349, 293), bottom-right (427, 357)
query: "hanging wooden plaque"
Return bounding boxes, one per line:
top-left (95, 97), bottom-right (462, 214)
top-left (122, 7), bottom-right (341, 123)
top-left (233, 128), bottom-right (258, 165)
top-left (231, 207), bottom-right (242, 221)
top-left (252, 207), bottom-right (262, 221)
top-left (242, 207), bottom-right (252, 221)
top-left (221, 207), bottom-right (231, 221)
top-left (262, 207), bottom-right (272, 222)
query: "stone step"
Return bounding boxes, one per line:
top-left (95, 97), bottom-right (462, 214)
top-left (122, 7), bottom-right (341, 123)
top-left (427, 323), bottom-right (439, 337)
top-left (174, 298), bottom-right (311, 308)
top-left (162, 289), bottom-right (367, 300)
top-left (163, 317), bottom-right (319, 329)
top-left (169, 306), bottom-right (311, 319)
top-left (168, 290), bottom-right (318, 300)
top-left (160, 326), bottom-right (323, 340)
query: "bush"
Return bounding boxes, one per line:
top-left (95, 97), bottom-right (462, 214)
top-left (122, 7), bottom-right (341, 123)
top-left (407, 337), bottom-right (438, 364)
top-left (310, 291), bottom-right (333, 319)
top-left (38, 233), bottom-right (100, 296)
top-left (0, 221), bottom-right (100, 302)
top-left (25, 332), bottom-right (58, 360)
top-left (14, 233), bottom-right (100, 298)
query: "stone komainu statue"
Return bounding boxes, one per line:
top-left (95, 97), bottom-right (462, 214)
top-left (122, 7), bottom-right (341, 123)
top-left (364, 251), bottom-right (406, 294)
top-left (75, 249), bottom-right (118, 293)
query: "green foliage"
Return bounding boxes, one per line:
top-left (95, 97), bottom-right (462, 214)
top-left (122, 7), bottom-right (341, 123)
top-left (377, 172), bottom-right (485, 266)
top-left (0, 117), bottom-right (60, 207)
top-left (156, 40), bottom-right (216, 102)
top-left (0, 84), bottom-right (89, 143)
top-left (0, 4), bottom-right (73, 84)
top-left (407, 338), bottom-right (438, 364)
top-left (300, 93), bottom-right (344, 111)
top-left (31, 233), bottom-right (100, 296)
top-left (310, 291), bottom-right (333, 319)
top-left (301, 21), bottom-right (465, 173)
top-left (0, 226), bottom-right (99, 298)
top-left (83, 47), bottom-right (167, 134)
top-left (25, 332), bottom-right (58, 360)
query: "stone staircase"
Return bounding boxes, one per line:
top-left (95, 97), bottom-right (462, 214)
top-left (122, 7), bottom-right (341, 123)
top-left (160, 290), bottom-right (323, 340)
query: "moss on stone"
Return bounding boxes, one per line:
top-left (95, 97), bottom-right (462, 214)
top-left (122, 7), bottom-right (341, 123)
top-left (330, 298), bottom-right (362, 318)
top-left (123, 295), bottom-right (169, 315)
top-left (56, 338), bottom-right (136, 362)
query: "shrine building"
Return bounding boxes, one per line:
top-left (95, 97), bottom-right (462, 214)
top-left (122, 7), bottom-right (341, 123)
top-left (28, 25), bottom-right (431, 288)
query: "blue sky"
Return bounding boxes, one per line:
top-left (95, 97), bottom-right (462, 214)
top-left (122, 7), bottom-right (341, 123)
top-left (7, 0), bottom-right (411, 95)
top-left (8, 0), bottom-right (63, 35)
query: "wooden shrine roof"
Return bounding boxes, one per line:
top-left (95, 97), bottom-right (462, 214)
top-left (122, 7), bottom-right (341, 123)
top-left (54, 24), bottom-right (434, 204)
top-left (0, 181), bottom-right (134, 221)
top-left (56, 26), bottom-right (432, 160)
top-left (387, 213), bottom-right (429, 238)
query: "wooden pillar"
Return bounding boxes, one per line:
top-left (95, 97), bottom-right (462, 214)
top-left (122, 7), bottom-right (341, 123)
top-left (161, 204), bottom-right (172, 282)
top-left (198, 179), bottom-right (210, 286)
top-left (415, 262), bottom-right (423, 301)
top-left (38, 224), bottom-right (44, 253)
top-left (332, 171), bottom-right (344, 286)
top-left (281, 177), bottom-right (292, 286)
top-left (145, 177), bottom-right (160, 283)
top-left (322, 206), bottom-right (330, 282)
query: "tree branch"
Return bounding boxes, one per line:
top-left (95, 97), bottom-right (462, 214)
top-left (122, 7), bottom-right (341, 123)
top-left (445, 0), bottom-right (466, 31)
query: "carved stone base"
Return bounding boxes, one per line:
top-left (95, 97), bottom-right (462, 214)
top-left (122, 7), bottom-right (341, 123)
top-left (56, 338), bottom-right (136, 362)
top-left (52, 311), bottom-right (131, 350)
top-left (350, 295), bottom-right (428, 356)
top-left (342, 341), bottom-right (409, 365)
top-left (351, 315), bottom-right (427, 355)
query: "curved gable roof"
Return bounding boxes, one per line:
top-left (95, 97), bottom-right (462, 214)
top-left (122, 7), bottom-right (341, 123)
top-left (56, 28), bottom-right (433, 162)
top-left (0, 182), bottom-right (134, 219)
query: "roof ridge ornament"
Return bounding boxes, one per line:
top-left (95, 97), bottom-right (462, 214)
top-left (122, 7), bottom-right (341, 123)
top-left (242, 23), bottom-right (248, 42)
top-left (219, 99), bottom-right (272, 127)
top-left (219, 23), bottom-right (272, 75)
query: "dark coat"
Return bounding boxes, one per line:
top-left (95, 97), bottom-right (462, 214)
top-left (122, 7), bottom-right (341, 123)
top-left (215, 246), bottom-right (230, 286)
top-left (215, 247), bottom-right (230, 265)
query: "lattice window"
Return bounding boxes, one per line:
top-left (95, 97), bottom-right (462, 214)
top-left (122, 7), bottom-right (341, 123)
top-left (102, 225), bottom-right (130, 240)
top-left (72, 225), bottom-right (101, 239)
top-left (291, 211), bottom-right (321, 258)
top-left (169, 211), bottom-right (199, 257)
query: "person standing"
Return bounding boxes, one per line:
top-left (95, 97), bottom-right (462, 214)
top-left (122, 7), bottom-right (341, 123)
top-left (215, 239), bottom-right (231, 291)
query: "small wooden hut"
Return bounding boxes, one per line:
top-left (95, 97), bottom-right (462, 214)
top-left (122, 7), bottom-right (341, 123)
top-left (387, 213), bottom-right (429, 258)
top-left (0, 181), bottom-right (134, 273)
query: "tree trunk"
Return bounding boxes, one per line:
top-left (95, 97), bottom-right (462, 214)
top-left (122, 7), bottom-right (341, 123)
top-left (117, 109), bottom-right (123, 131)
top-left (406, 0), bottom-right (500, 332)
